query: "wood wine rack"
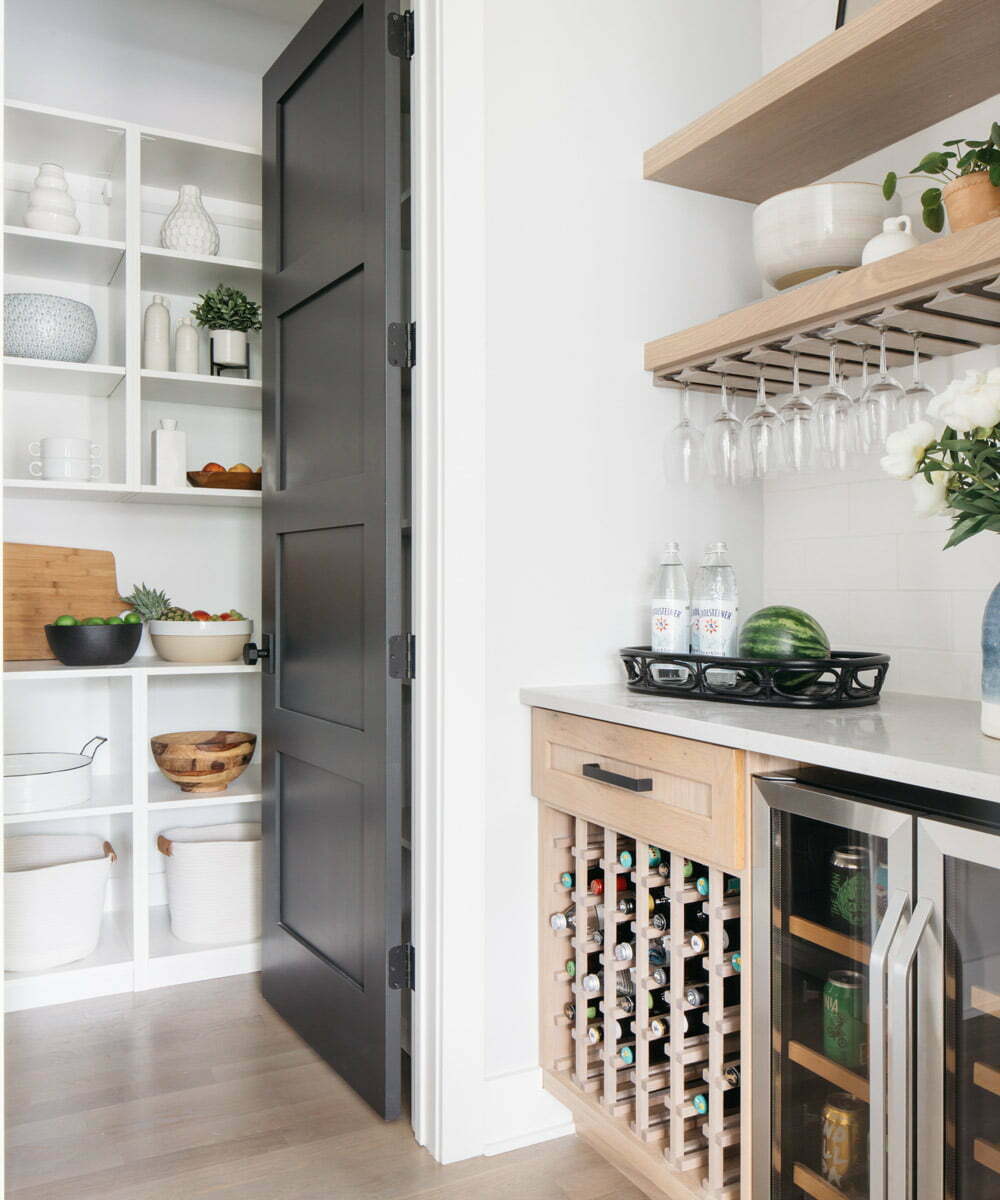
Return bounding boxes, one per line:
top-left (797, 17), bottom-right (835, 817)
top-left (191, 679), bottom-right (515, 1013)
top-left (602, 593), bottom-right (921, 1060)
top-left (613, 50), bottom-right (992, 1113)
top-left (541, 806), bottom-right (741, 1199)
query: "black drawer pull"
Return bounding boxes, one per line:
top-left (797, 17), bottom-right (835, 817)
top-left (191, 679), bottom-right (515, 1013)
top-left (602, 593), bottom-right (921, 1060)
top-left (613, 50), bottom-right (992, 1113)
top-left (582, 762), bottom-right (653, 792)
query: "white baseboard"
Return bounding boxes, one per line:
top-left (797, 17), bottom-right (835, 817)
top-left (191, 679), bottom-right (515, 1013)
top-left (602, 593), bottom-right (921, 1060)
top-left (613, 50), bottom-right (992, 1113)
top-left (482, 1066), bottom-right (575, 1157)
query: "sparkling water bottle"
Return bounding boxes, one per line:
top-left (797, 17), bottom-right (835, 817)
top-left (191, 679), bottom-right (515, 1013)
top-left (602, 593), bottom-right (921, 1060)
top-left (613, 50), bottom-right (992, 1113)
top-left (650, 542), bottom-right (690, 653)
top-left (691, 542), bottom-right (739, 656)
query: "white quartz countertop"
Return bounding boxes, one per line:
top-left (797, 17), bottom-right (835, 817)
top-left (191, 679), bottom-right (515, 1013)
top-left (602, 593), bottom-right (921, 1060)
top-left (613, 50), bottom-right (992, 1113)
top-left (519, 683), bottom-right (1000, 804)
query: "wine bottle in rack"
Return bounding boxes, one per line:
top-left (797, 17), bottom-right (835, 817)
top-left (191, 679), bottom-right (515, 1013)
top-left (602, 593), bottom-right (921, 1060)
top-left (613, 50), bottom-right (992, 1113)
top-left (692, 1088), bottom-right (740, 1117)
top-left (618, 844), bottom-right (663, 870)
top-left (586, 1019), bottom-right (625, 1045)
top-left (580, 967), bottom-right (635, 996)
top-left (564, 1000), bottom-right (598, 1021)
top-left (567, 951), bottom-right (602, 980)
top-left (648, 891), bottom-right (670, 915)
top-left (559, 866), bottom-right (602, 891)
top-left (649, 965), bottom-right (669, 987)
top-left (590, 873), bottom-right (629, 896)
top-left (650, 911), bottom-right (669, 932)
top-left (612, 939), bottom-right (635, 962)
top-left (550, 905), bottom-right (576, 931)
top-left (685, 976), bottom-right (740, 1009)
top-left (619, 1040), bottom-right (669, 1068)
top-left (673, 1007), bottom-right (709, 1038)
top-left (695, 873), bottom-right (741, 898)
top-left (616, 894), bottom-right (638, 914)
top-left (723, 1062), bottom-right (741, 1088)
top-left (730, 950), bottom-right (742, 973)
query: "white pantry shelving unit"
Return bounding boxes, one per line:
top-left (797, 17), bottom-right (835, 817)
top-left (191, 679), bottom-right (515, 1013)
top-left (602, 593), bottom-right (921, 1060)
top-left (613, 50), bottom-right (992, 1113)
top-left (2, 98), bottom-right (265, 1011)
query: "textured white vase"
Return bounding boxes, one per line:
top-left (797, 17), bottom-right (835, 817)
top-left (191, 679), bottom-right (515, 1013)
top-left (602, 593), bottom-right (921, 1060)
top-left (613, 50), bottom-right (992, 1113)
top-left (174, 317), bottom-right (200, 374)
top-left (160, 184), bottom-right (220, 256)
top-left (24, 163), bottom-right (80, 236)
top-left (153, 419), bottom-right (187, 488)
top-left (143, 295), bottom-right (171, 371)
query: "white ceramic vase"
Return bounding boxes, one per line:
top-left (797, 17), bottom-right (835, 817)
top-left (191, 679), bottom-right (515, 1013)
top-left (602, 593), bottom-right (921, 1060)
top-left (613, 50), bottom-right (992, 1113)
top-left (153, 418), bottom-right (187, 488)
top-left (160, 184), bottom-right (220, 256)
top-left (25, 163), bottom-right (80, 236)
top-left (210, 329), bottom-right (248, 368)
top-left (752, 182), bottom-right (900, 290)
top-left (861, 215), bottom-right (921, 265)
top-left (174, 317), bottom-right (200, 374)
top-left (143, 295), bottom-right (171, 371)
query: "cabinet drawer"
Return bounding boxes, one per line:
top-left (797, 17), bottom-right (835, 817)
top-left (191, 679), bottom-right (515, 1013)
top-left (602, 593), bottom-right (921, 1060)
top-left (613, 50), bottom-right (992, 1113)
top-left (531, 707), bottom-right (744, 871)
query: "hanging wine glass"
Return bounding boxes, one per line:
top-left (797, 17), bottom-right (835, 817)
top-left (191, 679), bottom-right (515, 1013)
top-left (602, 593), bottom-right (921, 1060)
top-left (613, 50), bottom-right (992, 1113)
top-left (744, 367), bottom-right (783, 478)
top-left (777, 352), bottom-right (815, 473)
top-left (662, 381), bottom-right (705, 485)
top-left (705, 375), bottom-right (744, 486)
top-left (813, 339), bottom-right (853, 470)
top-left (860, 326), bottom-right (904, 449)
top-left (847, 346), bottom-right (873, 455)
top-left (898, 332), bottom-right (934, 429)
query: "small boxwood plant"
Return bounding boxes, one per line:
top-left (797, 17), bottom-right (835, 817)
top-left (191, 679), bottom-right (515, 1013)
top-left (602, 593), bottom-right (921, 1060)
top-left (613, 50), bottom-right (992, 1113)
top-left (191, 284), bottom-right (262, 332)
top-left (882, 123), bottom-right (1000, 232)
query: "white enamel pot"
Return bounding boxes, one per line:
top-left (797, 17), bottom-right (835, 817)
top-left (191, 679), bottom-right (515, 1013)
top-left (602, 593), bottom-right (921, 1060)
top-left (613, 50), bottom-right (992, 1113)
top-left (4, 736), bottom-right (107, 814)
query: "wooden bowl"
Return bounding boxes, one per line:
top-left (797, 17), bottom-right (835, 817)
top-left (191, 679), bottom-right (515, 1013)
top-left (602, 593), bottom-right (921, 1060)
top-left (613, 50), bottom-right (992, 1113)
top-left (150, 730), bottom-right (257, 794)
top-left (186, 471), bottom-right (262, 491)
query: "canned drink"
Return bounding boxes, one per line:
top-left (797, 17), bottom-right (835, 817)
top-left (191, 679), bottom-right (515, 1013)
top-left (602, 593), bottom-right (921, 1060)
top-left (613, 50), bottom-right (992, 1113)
top-left (821, 1093), bottom-right (866, 1187)
top-left (823, 970), bottom-right (867, 1069)
top-left (829, 846), bottom-right (872, 933)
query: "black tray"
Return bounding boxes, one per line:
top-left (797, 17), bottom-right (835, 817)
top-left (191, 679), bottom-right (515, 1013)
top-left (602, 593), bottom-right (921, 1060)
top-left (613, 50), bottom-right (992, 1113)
top-left (619, 646), bottom-right (890, 708)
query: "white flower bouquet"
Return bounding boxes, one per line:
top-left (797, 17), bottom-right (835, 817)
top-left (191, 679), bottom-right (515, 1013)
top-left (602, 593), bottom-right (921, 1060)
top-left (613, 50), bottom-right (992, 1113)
top-left (882, 367), bottom-right (1000, 547)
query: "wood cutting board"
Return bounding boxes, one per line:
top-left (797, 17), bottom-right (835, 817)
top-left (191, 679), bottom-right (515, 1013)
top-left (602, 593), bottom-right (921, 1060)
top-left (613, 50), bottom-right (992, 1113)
top-left (4, 544), bottom-right (127, 662)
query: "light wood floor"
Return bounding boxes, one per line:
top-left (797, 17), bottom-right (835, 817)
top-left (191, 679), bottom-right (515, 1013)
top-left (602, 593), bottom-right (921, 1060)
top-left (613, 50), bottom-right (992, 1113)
top-left (5, 974), bottom-right (646, 1199)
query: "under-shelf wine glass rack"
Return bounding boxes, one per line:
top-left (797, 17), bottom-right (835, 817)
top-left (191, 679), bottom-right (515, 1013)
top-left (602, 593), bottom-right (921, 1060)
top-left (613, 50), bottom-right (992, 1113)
top-left (542, 807), bottom-right (742, 1199)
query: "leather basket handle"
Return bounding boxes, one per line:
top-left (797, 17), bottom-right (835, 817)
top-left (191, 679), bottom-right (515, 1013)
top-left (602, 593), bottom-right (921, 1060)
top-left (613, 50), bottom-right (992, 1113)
top-left (103, 841), bottom-right (118, 863)
top-left (157, 834), bottom-right (173, 858)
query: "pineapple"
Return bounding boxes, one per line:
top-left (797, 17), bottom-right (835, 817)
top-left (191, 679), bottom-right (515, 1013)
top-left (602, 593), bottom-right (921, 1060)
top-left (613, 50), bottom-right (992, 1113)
top-left (162, 606), bottom-right (192, 622)
top-left (120, 583), bottom-right (174, 621)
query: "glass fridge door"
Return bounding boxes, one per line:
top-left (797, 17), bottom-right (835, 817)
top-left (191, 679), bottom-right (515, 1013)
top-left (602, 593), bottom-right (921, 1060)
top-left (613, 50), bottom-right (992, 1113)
top-left (753, 779), bottom-right (913, 1200)
top-left (917, 819), bottom-right (1000, 1200)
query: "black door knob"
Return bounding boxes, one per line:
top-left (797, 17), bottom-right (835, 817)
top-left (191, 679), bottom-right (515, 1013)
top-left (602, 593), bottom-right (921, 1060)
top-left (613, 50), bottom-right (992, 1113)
top-left (243, 641), bottom-right (270, 665)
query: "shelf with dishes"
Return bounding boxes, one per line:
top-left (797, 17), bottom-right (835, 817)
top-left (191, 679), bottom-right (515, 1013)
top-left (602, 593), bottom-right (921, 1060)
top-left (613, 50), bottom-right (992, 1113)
top-left (3, 479), bottom-right (260, 506)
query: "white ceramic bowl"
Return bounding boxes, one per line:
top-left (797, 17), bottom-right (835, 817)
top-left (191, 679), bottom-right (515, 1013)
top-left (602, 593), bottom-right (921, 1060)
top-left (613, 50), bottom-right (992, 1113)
top-left (4, 293), bottom-right (98, 362)
top-left (149, 619), bottom-right (252, 664)
top-left (752, 182), bottom-right (900, 290)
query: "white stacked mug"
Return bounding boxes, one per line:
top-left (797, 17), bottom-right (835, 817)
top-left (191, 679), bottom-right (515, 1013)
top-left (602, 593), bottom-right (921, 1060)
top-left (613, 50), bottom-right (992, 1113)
top-left (28, 437), bottom-right (102, 482)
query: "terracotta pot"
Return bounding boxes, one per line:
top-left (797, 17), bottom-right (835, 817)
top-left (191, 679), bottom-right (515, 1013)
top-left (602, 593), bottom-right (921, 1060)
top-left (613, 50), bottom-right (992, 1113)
top-left (942, 172), bottom-right (1000, 232)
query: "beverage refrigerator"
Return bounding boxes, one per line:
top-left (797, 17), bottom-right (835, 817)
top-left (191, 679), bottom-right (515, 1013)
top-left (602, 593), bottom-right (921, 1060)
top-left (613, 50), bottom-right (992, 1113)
top-left (752, 771), bottom-right (1000, 1200)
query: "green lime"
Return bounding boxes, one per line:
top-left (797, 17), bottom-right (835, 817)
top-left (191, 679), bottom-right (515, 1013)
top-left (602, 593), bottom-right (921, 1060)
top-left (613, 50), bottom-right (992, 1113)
top-left (123, 612), bottom-right (142, 625)
top-left (53, 614), bottom-right (78, 626)
top-left (81, 617), bottom-right (106, 626)
top-left (105, 616), bottom-right (124, 625)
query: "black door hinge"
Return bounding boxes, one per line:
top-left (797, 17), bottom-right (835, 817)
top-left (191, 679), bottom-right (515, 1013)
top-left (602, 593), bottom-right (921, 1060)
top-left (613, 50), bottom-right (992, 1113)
top-left (388, 633), bottom-right (416, 681)
top-left (387, 321), bottom-right (416, 368)
top-left (388, 942), bottom-right (415, 990)
top-left (387, 10), bottom-right (415, 59)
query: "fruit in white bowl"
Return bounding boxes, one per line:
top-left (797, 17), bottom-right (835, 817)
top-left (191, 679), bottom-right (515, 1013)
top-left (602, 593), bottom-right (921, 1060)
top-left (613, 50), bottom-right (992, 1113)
top-left (148, 618), bottom-right (252, 664)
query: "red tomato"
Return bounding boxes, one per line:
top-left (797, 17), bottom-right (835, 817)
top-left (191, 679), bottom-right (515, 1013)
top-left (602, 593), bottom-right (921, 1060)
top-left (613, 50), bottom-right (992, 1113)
top-left (191, 609), bottom-right (211, 621)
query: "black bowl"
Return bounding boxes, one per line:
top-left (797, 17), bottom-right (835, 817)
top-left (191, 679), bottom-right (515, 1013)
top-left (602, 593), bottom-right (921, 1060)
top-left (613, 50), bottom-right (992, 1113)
top-left (44, 622), bottom-right (142, 667)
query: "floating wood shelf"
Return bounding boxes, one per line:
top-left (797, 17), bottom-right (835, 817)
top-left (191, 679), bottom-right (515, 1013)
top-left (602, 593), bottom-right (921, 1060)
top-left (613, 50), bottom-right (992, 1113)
top-left (974, 1061), bottom-right (1000, 1098)
top-left (643, 0), bottom-right (1000, 203)
top-left (787, 1040), bottom-right (869, 1104)
top-left (787, 915), bottom-right (871, 966)
top-left (792, 1162), bottom-right (849, 1200)
top-left (645, 219), bottom-right (1000, 397)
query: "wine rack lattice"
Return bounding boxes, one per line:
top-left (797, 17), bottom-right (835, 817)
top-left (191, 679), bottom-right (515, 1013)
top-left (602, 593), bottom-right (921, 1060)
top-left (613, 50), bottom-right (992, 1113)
top-left (543, 806), bottom-right (741, 1199)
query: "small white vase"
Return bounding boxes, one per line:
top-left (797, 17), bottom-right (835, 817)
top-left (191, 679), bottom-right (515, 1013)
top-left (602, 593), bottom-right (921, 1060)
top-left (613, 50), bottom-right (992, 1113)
top-left (25, 163), bottom-right (80, 236)
top-left (153, 419), bottom-right (187, 489)
top-left (861, 215), bottom-right (920, 265)
top-left (143, 295), bottom-right (171, 371)
top-left (174, 317), bottom-right (200, 374)
top-left (160, 184), bottom-right (220, 257)
top-left (210, 329), bottom-right (248, 368)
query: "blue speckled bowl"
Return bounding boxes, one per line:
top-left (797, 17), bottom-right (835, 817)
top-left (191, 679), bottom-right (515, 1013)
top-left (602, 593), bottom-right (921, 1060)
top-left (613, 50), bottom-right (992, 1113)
top-left (4, 293), bottom-right (98, 363)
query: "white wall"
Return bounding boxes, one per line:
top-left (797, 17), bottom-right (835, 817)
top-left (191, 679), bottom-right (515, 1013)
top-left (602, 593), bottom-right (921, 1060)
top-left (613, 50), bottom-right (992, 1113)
top-left (476, 0), bottom-right (764, 1143)
top-left (4, 0), bottom-right (297, 146)
top-left (760, 0), bottom-right (1000, 700)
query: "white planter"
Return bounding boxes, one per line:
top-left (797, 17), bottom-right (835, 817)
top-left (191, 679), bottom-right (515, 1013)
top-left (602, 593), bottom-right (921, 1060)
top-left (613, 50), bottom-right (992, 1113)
top-left (753, 182), bottom-right (900, 290)
top-left (210, 328), bottom-right (248, 368)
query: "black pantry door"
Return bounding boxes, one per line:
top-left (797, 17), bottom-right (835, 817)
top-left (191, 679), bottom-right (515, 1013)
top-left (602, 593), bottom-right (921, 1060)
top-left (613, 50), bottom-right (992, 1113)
top-left (255, 0), bottom-right (408, 1119)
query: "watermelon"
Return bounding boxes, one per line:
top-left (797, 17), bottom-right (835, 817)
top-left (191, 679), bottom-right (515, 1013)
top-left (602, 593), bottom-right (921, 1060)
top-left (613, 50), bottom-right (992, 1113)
top-left (738, 606), bottom-right (831, 692)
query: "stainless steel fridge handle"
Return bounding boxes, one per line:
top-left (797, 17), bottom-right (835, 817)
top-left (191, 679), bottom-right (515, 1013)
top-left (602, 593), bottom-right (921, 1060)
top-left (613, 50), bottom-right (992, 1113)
top-left (887, 897), bottom-right (934, 1200)
top-left (869, 889), bottom-right (910, 1200)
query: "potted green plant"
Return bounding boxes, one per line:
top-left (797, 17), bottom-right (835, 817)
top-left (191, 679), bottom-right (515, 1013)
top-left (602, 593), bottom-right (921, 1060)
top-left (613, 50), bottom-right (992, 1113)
top-left (191, 284), bottom-right (262, 370)
top-left (882, 123), bottom-right (1000, 233)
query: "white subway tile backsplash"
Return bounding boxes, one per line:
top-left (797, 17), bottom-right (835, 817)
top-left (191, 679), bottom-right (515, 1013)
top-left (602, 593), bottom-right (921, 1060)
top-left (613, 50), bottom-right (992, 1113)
top-left (765, 484), bottom-right (849, 542)
top-left (848, 591), bottom-right (952, 652)
top-left (881, 648), bottom-right (980, 701)
top-left (848, 479), bottom-right (951, 538)
top-left (952, 591), bottom-right (989, 653)
top-left (898, 531), bottom-right (1000, 591)
top-left (801, 535), bottom-right (898, 591)
top-left (764, 538), bottom-right (810, 591)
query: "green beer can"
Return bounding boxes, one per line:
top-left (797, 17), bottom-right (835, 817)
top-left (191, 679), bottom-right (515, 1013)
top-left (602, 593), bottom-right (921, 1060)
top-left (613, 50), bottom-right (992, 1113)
top-left (823, 969), bottom-right (867, 1069)
top-left (829, 846), bottom-right (871, 934)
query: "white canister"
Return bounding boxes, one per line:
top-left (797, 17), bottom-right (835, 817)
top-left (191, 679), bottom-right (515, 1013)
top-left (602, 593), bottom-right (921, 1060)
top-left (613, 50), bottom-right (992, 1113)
top-left (210, 328), bottom-right (248, 368)
top-left (153, 419), bottom-right (187, 488)
top-left (861, 215), bottom-right (921, 265)
top-left (28, 437), bottom-right (100, 460)
top-left (29, 458), bottom-right (102, 481)
top-left (143, 295), bottom-right (171, 371)
top-left (175, 317), bottom-right (200, 374)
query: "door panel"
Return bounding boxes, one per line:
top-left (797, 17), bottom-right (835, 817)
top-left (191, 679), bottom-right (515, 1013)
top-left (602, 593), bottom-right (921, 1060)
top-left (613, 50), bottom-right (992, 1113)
top-left (261, 0), bottom-right (406, 1119)
top-left (753, 779), bottom-right (913, 1200)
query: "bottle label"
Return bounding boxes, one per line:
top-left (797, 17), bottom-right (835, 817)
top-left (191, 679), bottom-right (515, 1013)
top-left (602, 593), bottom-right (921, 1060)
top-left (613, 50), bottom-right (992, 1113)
top-left (651, 600), bottom-right (690, 653)
top-left (691, 604), bottom-right (738, 655)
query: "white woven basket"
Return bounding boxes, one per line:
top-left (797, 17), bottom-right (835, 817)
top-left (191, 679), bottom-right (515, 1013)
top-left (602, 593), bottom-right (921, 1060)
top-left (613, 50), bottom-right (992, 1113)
top-left (5, 834), bottom-right (116, 972)
top-left (157, 822), bottom-right (261, 945)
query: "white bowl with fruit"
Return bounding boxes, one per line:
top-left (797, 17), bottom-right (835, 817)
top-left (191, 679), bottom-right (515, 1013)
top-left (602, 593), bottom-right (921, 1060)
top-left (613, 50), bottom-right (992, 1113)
top-left (121, 584), bottom-right (252, 664)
